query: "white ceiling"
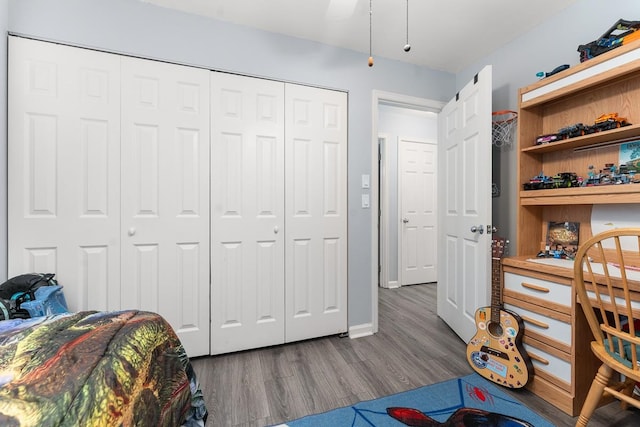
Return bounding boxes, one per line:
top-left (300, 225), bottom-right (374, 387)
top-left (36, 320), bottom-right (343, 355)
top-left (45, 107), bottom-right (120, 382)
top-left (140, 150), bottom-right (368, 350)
top-left (140, 0), bottom-right (579, 73)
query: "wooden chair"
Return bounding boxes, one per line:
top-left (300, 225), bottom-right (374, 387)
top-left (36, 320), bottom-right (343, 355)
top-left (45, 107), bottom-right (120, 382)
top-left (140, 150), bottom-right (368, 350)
top-left (574, 227), bottom-right (640, 426)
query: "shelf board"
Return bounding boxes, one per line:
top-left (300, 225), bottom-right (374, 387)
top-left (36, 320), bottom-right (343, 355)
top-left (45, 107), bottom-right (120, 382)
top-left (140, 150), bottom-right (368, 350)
top-left (521, 124), bottom-right (640, 154)
top-left (520, 39), bottom-right (640, 109)
top-left (519, 184), bottom-right (640, 205)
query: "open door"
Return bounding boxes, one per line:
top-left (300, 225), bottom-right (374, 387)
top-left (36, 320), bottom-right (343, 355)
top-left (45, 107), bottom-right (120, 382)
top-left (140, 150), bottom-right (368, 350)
top-left (436, 66), bottom-right (493, 343)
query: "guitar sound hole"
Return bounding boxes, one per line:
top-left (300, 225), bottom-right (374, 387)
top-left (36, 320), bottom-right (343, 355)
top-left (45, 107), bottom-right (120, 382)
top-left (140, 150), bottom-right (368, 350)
top-left (487, 321), bottom-right (503, 338)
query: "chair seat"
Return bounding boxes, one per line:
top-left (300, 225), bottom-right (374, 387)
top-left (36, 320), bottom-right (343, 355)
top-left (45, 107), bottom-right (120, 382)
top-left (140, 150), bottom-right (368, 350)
top-left (591, 341), bottom-right (640, 383)
top-left (604, 337), bottom-right (640, 369)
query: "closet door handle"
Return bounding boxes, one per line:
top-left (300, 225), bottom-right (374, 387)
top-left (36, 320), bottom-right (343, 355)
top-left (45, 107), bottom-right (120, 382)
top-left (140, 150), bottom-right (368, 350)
top-left (128, 227), bottom-right (136, 237)
top-left (274, 226), bottom-right (279, 234)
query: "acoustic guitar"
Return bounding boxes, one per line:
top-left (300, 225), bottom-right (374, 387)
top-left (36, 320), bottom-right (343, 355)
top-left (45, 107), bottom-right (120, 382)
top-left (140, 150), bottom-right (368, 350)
top-left (466, 237), bottom-right (533, 388)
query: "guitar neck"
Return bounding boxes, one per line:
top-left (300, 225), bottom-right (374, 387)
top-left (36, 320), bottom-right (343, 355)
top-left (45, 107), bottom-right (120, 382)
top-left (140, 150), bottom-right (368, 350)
top-left (490, 256), bottom-right (501, 325)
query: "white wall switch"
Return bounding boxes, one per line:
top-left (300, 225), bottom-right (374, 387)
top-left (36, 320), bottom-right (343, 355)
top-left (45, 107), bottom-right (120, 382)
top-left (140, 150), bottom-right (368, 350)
top-left (362, 193), bottom-right (370, 208)
top-left (361, 174), bottom-right (370, 189)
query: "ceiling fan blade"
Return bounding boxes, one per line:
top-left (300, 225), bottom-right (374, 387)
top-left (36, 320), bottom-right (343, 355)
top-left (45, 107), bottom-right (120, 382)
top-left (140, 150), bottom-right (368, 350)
top-left (326, 0), bottom-right (359, 20)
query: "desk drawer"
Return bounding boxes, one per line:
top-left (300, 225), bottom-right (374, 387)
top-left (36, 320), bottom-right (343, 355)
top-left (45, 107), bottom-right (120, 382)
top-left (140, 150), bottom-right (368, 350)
top-left (523, 339), bottom-right (572, 388)
top-left (504, 302), bottom-right (571, 347)
top-left (504, 271), bottom-right (571, 307)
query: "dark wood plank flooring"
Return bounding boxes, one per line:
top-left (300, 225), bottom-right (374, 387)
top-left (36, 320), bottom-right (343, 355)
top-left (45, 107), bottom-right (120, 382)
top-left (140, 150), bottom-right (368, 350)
top-left (191, 284), bottom-right (640, 426)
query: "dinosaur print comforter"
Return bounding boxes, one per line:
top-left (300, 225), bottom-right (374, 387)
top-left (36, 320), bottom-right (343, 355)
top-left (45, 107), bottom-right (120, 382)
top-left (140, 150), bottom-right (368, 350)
top-left (0, 310), bottom-right (207, 426)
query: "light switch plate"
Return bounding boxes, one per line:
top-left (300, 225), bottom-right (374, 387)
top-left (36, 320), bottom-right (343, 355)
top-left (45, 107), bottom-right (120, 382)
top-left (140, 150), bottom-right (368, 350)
top-left (361, 174), bottom-right (370, 189)
top-left (362, 194), bottom-right (370, 208)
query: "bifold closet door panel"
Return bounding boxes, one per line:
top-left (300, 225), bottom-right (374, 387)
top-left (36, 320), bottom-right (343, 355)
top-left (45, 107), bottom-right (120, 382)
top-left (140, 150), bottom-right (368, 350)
top-left (210, 72), bottom-right (286, 355)
top-left (8, 36), bottom-right (122, 313)
top-left (284, 84), bottom-right (348, 342)
top-left (121, 57), bottom-right (211, 357)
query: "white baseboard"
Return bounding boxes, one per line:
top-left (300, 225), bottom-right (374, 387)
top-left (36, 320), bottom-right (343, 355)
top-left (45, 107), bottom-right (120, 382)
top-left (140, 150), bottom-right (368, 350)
top-left (388, 281), bottom-right (400, 289)
top-left (348, 322), bottom-right (374, 339)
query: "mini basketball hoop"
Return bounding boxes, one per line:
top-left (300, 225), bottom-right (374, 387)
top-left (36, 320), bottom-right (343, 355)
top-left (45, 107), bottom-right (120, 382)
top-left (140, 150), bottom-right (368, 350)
top-left (492, 110), bottom-right (518, 148)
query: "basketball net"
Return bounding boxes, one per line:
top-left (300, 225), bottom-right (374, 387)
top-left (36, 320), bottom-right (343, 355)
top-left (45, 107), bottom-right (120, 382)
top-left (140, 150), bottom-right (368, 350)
top-left (492, 110), bottom-right (518, 148)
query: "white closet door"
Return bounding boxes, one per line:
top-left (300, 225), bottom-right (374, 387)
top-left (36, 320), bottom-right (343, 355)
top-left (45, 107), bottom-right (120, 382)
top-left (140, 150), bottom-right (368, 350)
top-left (8, 37), bottom-right (121, 312)
top-left (121, 57), bottom-right (210, 357)
top-left (285, 84), bottom-right (348, 342)
top-left (210, 72), bottom-right (285, 354)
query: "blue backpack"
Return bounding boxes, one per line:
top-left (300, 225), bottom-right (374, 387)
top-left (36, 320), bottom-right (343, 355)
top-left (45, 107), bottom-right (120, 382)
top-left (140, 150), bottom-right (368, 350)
top-left (0, 273), bottom-right (69, 320)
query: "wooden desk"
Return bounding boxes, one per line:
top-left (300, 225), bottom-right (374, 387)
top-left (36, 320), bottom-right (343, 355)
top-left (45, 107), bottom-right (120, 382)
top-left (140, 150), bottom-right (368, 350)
top-left (501, 256), bottom-right (601, 416)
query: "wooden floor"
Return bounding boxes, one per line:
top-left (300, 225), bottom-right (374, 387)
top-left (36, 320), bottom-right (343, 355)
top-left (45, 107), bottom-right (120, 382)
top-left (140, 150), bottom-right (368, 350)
top-left (191, 284), bottom-right (640, 426)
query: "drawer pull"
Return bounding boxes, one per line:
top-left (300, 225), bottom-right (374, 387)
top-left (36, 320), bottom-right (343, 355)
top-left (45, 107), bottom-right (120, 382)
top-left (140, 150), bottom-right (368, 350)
top-left (520, 282), bottom-right (550, 293)
top-left (521, 315), bottom-right (549, 329)
top-left (527, 351), bottom-right (549, 365)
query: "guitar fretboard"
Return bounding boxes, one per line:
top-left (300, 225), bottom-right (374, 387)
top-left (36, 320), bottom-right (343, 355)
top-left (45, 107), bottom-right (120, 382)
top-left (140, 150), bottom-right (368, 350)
top-left (491, 256), bottom-right (501, 325)
top-left (490, 237), bottom-right (506, 326)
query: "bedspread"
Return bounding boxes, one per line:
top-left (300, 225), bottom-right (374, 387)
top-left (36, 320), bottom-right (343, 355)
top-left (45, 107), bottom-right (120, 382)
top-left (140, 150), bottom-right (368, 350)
top-left (0, 310), bottom-right (207, 427)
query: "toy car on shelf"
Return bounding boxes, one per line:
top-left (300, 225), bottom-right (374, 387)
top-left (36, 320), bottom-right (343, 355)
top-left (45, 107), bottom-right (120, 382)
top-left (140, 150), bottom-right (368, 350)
top-left (582, 162), bottom-right (637, 186)
top-left (551, 172), bottom-right (579, 188)
top-left (524, 172), bottom-right (580, 190)
top-left (535, 133), bottom-right (559, 145)
top-left (551, 114), bottom-right (631, 140)
top-left (578, 19), bottom-right (640, 62)
top-left (523, 173), bottom-right (553, 190)
top-left (592, 113), bottom-right (629, 131)
top-left (557, 123), bottom-right (589, 139)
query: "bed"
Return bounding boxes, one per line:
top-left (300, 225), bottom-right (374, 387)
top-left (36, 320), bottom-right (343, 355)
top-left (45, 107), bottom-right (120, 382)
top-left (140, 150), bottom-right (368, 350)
top-left (0, 309), bottom-right (208, 426)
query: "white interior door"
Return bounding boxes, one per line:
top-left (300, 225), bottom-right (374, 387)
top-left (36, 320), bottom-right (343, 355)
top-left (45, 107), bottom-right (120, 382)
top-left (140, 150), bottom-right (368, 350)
top-left (120, 57), bottom-right (211, 357)
top-left (399, 138), bottom-right (437, 286)
top-left (8, 37), bottom-right (122, 313)
top-left (210, 72), bottom-right (286, 355)
top-left (437, 66), bottom-right (493, 343)
top-left (285, 84), bottom-right (348, 342)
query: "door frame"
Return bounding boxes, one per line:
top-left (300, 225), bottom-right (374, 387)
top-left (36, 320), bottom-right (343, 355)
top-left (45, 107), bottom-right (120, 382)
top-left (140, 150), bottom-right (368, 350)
top-left (371, 90), bottom-right (445, 333)
top-left (378, 133), bottom-right (395, 290)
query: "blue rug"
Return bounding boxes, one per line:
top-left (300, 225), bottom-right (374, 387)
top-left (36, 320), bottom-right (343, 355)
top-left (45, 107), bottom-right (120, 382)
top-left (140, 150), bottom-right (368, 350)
top-left (273, 374), bottom-right (555, 426)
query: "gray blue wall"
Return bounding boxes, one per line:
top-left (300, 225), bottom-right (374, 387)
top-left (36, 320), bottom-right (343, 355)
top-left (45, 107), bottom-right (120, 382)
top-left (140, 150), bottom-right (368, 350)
top-left (3, 0), bottom-right (640, 329)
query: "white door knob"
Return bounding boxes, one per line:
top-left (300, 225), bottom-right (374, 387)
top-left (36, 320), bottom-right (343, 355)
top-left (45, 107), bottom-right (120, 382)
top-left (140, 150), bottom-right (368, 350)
top-left (274, 225), bottom-right (279, 234)
top-left (128, 227), bottom-right (136, 236)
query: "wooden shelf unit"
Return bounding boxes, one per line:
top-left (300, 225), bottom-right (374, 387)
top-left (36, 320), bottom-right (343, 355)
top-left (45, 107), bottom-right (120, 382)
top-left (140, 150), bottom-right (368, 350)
top-left (510, 40), bottom-right (640, 416)
top-left (517, 39), bottom-right (640, 257)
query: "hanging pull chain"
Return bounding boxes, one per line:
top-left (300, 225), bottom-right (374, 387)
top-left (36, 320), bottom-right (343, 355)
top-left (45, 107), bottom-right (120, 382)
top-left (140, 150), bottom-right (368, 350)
top-left (404, 0), bottom-right (411, 52)
top-left (368, 0), bottom-right (374, 67)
